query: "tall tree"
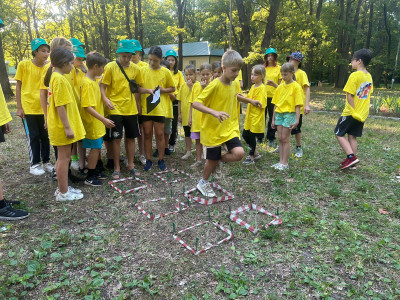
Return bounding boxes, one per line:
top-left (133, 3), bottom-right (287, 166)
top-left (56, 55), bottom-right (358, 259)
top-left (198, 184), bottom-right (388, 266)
top-left (175, 0), bottom-right (187, 70)
top-left (261, 0), bottom-right (280, 48)
top-left (0, 33), bottom-right (13, 97)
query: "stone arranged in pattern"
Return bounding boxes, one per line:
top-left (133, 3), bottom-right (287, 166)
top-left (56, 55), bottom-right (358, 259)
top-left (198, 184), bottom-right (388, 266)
top-left (184, 183), bottom-right (234, 205)
top-left (109, 177), bottom-right (149, 194)
top-left (153, 169), bottom-right (192, 184)
top-left (135, 197), bottom-right (190, 220)
top-left (230, 204), bottom-right (282, 234)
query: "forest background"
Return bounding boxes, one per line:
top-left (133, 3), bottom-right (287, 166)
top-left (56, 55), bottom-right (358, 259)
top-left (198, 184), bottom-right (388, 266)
top-left (0, 0), bottom-right (399, 97)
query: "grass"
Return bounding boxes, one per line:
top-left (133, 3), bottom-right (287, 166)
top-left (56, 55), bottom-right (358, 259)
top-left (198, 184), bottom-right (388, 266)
top-left (0, 91), bottom-right (400, 299)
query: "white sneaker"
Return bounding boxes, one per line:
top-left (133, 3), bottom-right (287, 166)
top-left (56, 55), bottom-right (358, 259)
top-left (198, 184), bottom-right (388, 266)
top-left (197, 180), bottom-right (216, 197)
top-left (56, 191), bottom-right (84, 201)
top-left (139, 155), bottom-right (146, 166)
top-left (181, 151), bottom-right (192, 160)
top-left (295, 147), bottom-right (303, 158)
top-left (54, 186), bottom-right (83, 196)
top-left (271, 163), bottom-right (282, 168)
top-left (275, 164), bottom-right (289, 170)
top-left (71, 160), bottom-right (79, 170)
top-left (30, 164), bottom-right (45, 176)
top-left (43, 162), bottom-right (54, 173)
top-left (190, 161), bottom-right (203, 169)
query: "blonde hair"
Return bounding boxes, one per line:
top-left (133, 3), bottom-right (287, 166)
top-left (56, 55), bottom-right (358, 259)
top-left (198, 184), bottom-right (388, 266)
top-left (50, 37), bottom-right (73, 52)
top-left (222, 50), bottom-right (243, 68)
top-left (252, 64), bottom-right (265, 79)
top-left (280, 62), bottom-right (295, 73)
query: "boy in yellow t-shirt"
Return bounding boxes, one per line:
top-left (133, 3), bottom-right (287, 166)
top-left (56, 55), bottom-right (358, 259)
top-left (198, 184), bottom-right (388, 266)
top-left (193, 50), bottom-right (261, 197)
top-left (271, 63), bottom-right (303, 170)
top-left (335, 49), bottom-right (373, 170)
top-left (80, 52), bottom-right (115, 186)
top-left (15, 38), bottom-right (52, 176)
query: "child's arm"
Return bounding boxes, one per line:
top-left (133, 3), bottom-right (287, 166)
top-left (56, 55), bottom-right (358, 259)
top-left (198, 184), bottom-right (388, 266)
top-left (169, 93), bottom-right (176, 101)
top-left (192, 101), bottom-right (229, 123)
top-left (100, 83), bottom-right (115, 111)
top-left (289, 105), bottom-right (301, 130)
top-left (237, 93), bottom-right (262, 108)
top-left (266, 80), bottom-right (278, 88)
top-left (40, 89), bottom-right (48, 125)
top-left (84, 106), bottom-right (115, 128)
top-left (188, 104), bottom-right (192, 127)
top-left (135, 93), bottom-right (142, 115)
top-left (138, 86), bottom-right (155, 95)
top-left (16, 81), bottom-right (24, 119)
top-left (178, 101), bottom-right (182, 123)
top-left (304, 85), bottom-right (311, 114)
top-left (160, 86), bottom-right (175, 94)
top-left (56, 105), bottom-right (74, 139)
top-left (346, 93), bottom-right (362, 121)
top-left (271, 106), bottom-right (276, 129)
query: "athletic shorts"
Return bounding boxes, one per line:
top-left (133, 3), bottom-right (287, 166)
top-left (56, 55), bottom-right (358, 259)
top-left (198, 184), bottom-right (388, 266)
top-left (206, 137), bottom-right (242, 161)
top-left (183, 126), bottom-right (191, 138)
top-left (82, 137), bottom-right (103, 149)
top-left (140, 115), bottom-right (165, 124)
top-left (275, 112), bottom-right (296, 128)
top-left (164, 118), bottom-right (172, 134)
top-left (0, 125), bottom-right (5, 143)
top-left (105, 114), bottom-right (141, 140)
top-left (334, 116), bottom-right (364, 137)
top-left (190, 132), bottom-right (200, 140)
top-left (291, 114), bottom-right (303, 135)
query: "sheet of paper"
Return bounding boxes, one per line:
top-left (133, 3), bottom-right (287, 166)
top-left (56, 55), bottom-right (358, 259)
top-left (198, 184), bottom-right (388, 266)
top-left (151, 88), bottom-right (160, 103)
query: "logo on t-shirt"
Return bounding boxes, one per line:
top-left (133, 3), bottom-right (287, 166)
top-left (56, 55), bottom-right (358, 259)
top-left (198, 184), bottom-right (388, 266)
top-left (356, 82), bottom-right (372, 100)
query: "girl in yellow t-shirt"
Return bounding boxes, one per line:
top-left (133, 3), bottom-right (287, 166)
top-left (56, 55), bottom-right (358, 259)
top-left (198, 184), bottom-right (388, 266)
top-left (242, 65), bottom-right (268, 165)
top-left (139, 46), bottom-right (175, 171)
top-left (211, 61), bottom-right (222, 80)
top-left (271, 63), bottom-right (303, 170)
top-left (44, 47), bottom-right (86, 201)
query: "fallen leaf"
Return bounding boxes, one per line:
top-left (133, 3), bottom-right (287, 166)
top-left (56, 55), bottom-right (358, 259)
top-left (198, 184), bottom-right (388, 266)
top-left (379, 208), bottom-right (390, 215)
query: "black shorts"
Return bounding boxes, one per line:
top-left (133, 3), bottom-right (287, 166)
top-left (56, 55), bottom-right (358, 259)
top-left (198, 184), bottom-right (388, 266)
top-left (206, 137), bottom-right (242, 161)
top-left (140, 115), bottom-right (165, 123)
top-left (334, 116), bottom-right (364, 137)
top-left (291, 114), bottom-right (303, 135)
top-left (183, 126), bottom-right (191, 138)
top-left (105, 114), bottom-right (141, 140)
top-left (0, 125), bottom-right (5, 143)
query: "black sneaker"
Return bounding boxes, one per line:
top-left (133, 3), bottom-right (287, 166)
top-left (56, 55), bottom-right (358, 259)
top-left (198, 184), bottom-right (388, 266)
top-left (4, 199), bottom-right (21, 206)
top-left (96, 170), bottom-right (108, 180)
top-left (0, 205), bottom-right (29, 220)
top-left (152, 149), bottom-right (159, 157)
top-left (144, 159), bottom-right (153, 171)
top-left (164, 148), bottom-right (172, 155)
top-left (105, 159), bottom-right (114, 170)
top-left (158, 159), bottom-right (167, 170)
top-left (68, 173), bottom-right (85, 183)
top-left (78, 168), bottom-right (88, 176)
top-left (85, 176), bottom-right (103, 186)
top-left (51, 168), bottom-right (57, 181)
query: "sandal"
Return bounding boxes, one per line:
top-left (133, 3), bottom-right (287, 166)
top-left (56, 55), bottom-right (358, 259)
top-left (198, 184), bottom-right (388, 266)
top-left (112, 171), bottom-right (121, 180)
top-left (130, 168), bottom-right (141, 177)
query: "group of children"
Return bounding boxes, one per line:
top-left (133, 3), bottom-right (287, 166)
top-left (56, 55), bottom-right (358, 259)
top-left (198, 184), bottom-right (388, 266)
top-left (0, 25), bottom-right (374, 217)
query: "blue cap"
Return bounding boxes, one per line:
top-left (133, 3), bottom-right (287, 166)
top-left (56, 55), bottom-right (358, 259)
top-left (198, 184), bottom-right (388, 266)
top-left (131, 39), bottom-right (142, 51)
top-left (165, 49), bottom-right (178, 58)
top-left (31, 38), bottom-right (49, 52)
top-left (72, 45), bottom-right (86, 58)
top-left (70, 38), bottom-right (85, 49)
top-left (265, 48), bottom-right (277, 56)
top-left (0, 18), bottom-right (4, 28)
top-left (288, 51), bottom-right (304, 62)
top-left (116, 40), bottom-right (136, 54)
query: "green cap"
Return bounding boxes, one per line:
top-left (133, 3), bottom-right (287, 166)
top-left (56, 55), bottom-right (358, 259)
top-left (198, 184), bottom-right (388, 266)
top-left (72, 45), bottom-right (86, 58)
top-left (31, 38), bottom-right (49, 52)
top-left (165, 49), bottom-right (178, 58)
top-left (265, 48), bottom-right (277, 56)
top-left (116, 39), bottom-right (136, 54)
top-left (130, 39), bottom-right (142, 51)
top-left (0, 18), bottom-right (4, 28)
top-left (70, 38), bottom-right (85, 49)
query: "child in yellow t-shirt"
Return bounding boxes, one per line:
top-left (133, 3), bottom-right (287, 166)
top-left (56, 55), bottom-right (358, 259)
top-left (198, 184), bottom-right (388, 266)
top-left (177, 64), bottom-right (196, 160)
top-left (15, 38), bottom-right (51, 176)
top-left (271, 63), bottom-right (303, 170)
top-left (211, 61), bottom-right (222, 80)
top-left (287, 51), bottom-right (311, 158)
top-left (193, 50), bottom-right (261, 197)
top-left (190, 63), bottom-right (213, 168)
top-left (44, 47), bottom-right (86, 201)
top-left (334, 49), bottom-right (373, 170)
top-left (80, 52), bottom-right (115, 186)
top-left (139, 46), bottom-right (175, 171)
top-left (242, 65), bottom-right (268, 165)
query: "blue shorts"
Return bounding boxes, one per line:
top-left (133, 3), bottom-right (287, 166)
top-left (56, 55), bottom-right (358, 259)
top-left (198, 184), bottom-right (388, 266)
top-left (275, 112), bottom-right (296, 128)
top-left (82, 137), bottom-right (103, 149)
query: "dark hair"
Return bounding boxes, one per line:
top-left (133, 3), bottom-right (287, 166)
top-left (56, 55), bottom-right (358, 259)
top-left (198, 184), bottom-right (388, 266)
top-left (32, 44), bottom-right (50, 58)
top-left (211, 61), bottom-right (221, 71)
top-left (44, 47), bottom-right (74, 87)
top-left (184, 64), bottom-right (196, 73)
top-left (86, 52), bottom-right (107, 69)
top-left (263, 53), bottom-right (277, 68)
top-left (148, 46), bottom-right (163, 59)
top-left (353, 49), bottom-right (372, 66)
top-left (161, 59), bottom-right (170, 69)
top-left (166, 55), bottom-right (178, 74)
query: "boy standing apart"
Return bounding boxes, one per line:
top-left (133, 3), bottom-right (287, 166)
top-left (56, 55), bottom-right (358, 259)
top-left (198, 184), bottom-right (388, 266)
top-left (335, 49), bottom-right (373, 170)
top-left (193, 50), bottom-right (261, 197)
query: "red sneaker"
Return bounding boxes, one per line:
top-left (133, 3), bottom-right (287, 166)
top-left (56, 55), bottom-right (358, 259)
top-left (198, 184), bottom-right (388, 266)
top-left (341, 156), bottom-right (359, 170)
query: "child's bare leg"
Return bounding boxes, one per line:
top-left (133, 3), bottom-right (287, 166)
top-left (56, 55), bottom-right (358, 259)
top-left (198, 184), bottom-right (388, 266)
top-left (221, 147), bottom-right (244, 163)
top-left (71, 142), bottom-right (77, 156)
top-left (295, 133), bottom-right (301, 147)
top-left (143, 121), bottom-right (153, 160)
top-left (87, 149), bottom-right (100, 170)
top-left (104, 141), bottom-right (113, 160)
top-left (348, 135), bottom-right (357, 155)
top-left (154, 122), bottom-right (165, 160)
top-left (335, 135), bottom-right (353, 155)
top-left (78, 142), bottom-right (86, 169)
top-left (164, 134), bottom-right (170, 150)
top-left (57, 145), bottom-right (72, 194)
top-left (202, 159), bottom-right (219, 181)
top-left (0, 178), bottom-right (3, 200)
top-left (195, 139), bottom-right (202, 161)
top-left (279, 126), bottom-right (291, 165)
top-left (112, 139), bottom-right (122, 172)
top-left (185, 137), bottom-right (192, 152)
top-left (138, 124), bottom-right (144, 156)
top-left (126, 138), bottom-right (136, 170)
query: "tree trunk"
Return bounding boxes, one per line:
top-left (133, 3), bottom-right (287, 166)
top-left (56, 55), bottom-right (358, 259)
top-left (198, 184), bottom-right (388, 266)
top-left (100, 1), bottom-right (110, 59)
top-left (365, 1), bottom-right (373, 49)
top-left (236, 0), bottom-right (252, 89)
top-left (24, 0), bottom-right (33, 41)
top-left (138, 0), bottom-right (143, 45)
top-left (125, 1), bottom-right (132, 39)
top-left (0, 33), bottom-right (13, 98)
top-left (175, 0), bottom-right (186, 70)
top-left (261, 0), bottom-right (280, 48)
top-left (305, 0), bottom-right (323, 79)
top-left (350, 0), bottom-right (363, 53)
top-left (383, 3), bottom-right (391, 88)
top-left (66, 0), bottom-right (74, 36)
top-left (78, 0), bottom-right (89, 51)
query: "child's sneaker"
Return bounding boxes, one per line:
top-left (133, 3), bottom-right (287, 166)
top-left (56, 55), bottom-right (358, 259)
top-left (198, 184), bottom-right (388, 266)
top-left (275, 164), bottom-right (289, 170)
top-left (71, 160), bottom-right (80, 170)
top-left (144, 160), bottom-right (153, 171)
top-left (85, 176), bottom-right (103, 186)
top-left (181, 151), bottom-right (192, 160)
top-left (56, 191), bottom-right (84, 201)
top-left (95, 170), bottom-right (108, 180)
top-left (78, 168), bottom-right (88, 176)
top-left (158, 159), bottom-right (167, 171)
top-left (30, 164), bottom-right (45, 176)
top-left (253, 153), bottom-right (262, 160)
top-left (43, 162), bottom-right (54, 173)
top-left (190, 161), bottom-right (203, 169)
top-left (51, 168), bottom-right (57, 181)
top-left (139, 155), bottom-right (146, 166)
top-left (242, 156), bottom-right (254, 165)
top-left (197, 179), bottom-right (216, 197)
top-left (271, 162), bottom-right (281, 168)
top-left (0, 205), bottom-right (29, 220)
top-left (295, 147), bottom-right (303, 158)
top-left (168, 144), bottom-right (175, 153)
top-left (54, 186), bottom-right (82, 196)
top-left (164, 148), bottom-right (172, 155)
top-left (152, 149), bottom-right (159, 157)
top-left (340, 156), bottom-right (359, 170)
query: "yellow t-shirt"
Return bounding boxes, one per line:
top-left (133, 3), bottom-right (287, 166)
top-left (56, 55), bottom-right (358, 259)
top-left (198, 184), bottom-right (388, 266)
top-left (80, 76), bottom-right (106, 140)
top-left (0, 85), bottom-right (12, 126)
top-left (342, 71), bottom-right (373, 122)
top-left (243, 85), bottom-right (267, 133)
top-left (272, 81), bottom-right (303, 113)
top-left (294, 69), bottom-right (310, 114)
top-left (140, 67), bottom-right (175, 117)
top-left (102, 61), bottom-right (143, 115)
top-left (264, 65), bottom-right (281, 98)
top-left (136, 60), bottom-right (148, 69)
top-left (195, 79), bottom-right (240, 146)
top-left (47, 72), bottom-right (86, 146)
top-left (69, 68), bottom-right (85, 103)
top-left (177, 82), bottom-right (192, 126)
top-left (15, 60), bottom-right (49, 115)
top-left (189, 82), bottom-right (203, 133)
top-left (234, 70), bottom-right (243, 93)
top-left (171, 70), bottom-right (185, 97)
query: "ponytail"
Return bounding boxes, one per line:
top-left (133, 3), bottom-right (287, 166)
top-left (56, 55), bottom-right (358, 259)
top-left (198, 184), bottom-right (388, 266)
top-left (44, 66), bottom-right (53, 87)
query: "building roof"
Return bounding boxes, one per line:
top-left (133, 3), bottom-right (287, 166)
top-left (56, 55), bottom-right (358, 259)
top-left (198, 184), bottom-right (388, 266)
top-left (144, 41), bottom-right (224, 57)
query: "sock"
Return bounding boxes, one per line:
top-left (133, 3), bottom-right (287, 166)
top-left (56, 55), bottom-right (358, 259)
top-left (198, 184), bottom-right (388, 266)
top-left (200, 178), bottom-right (207, 184)
top-left (0, 199), bottom-right (6, 209)
top-left (71, 155), bottom-right (79, 161)
top-left (87, 168), bottom-right (96, 178)
top-left (347, 154), bottom-right (354, 159)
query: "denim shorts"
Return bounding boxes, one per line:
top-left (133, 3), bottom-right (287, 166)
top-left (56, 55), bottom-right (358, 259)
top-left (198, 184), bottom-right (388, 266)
top-left (275, 112), bottom-right (296, 128)
top-left (82, 137), bottom-right (103, 149)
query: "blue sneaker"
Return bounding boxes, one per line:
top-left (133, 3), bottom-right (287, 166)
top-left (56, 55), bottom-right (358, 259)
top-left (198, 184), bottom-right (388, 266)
top-left (158, 159), bottom-right (167, 171)
top-left (144, 159), bottom-right (153, 171)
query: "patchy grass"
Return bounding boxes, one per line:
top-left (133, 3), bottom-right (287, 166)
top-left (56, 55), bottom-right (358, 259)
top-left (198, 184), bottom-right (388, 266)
top-left (0, 96), bottom-right (400, 299)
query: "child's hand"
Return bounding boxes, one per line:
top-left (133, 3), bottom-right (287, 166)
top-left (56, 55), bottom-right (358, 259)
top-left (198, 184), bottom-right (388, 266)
top-left (212, 111), bottom-right (230, 123)
top-left (289, 121), bottom-right (299, 130)
top-left (266, 80), bottom-right (276, 87)
top-left (104, 98), bottom-right (115, 110)
top-left (304, 105), bottom-right (311, 114)
top-left (17, 107), bottom-right (25, 119)
top-left (188, 117), bottom-right (192, 127)
top-left (271, 120), bottom-right (276, 129)
top-left (4, 123), bottom-right (10, 134)
top-left (65, 128), bottom-right (74, 139)
top-left (178, 114), bottom-right (182, 123)
top-left (103, 118), bottom-right (115, 129)
top-left (252, 100), bottom-right (262, 108)
top-left (200, 79), bottom-right (209, 89)
top-left (187, 79), bottom-right (193, 88)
